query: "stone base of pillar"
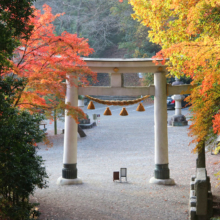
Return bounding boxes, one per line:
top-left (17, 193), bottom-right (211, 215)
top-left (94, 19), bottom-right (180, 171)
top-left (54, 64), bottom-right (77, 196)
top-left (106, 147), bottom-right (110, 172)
top-left (168, 115), bottom-right (188, 126)
top-left (149, 177), bottom-right (175, 185)
top-left (57, 163), bottom-right (83, 185)
top-left (154, 164), bottom-right (170, 179)
top-left (57, 177), bottom-right (82, 185)
top-left (62, 163), bottom-right (77, 179)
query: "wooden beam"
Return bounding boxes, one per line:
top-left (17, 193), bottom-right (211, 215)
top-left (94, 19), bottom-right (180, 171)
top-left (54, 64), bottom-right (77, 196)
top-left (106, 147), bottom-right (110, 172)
top-left (79, 84), bottom-right (194, 96)
top-left (83, 58), bottom-right (168, 73)
top-left (78, 86), bottom-right (155, 96)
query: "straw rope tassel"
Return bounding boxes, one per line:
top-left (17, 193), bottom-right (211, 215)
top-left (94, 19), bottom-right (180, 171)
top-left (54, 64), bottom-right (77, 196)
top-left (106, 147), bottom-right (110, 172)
top-left (120, 107), bottom-right (128, 116)
top-left (103, 107), bottom-right (112, 116)
top-left (136, 103), bottom-right (145, 112)
top-left (87, 101), bottom-right (95, 109)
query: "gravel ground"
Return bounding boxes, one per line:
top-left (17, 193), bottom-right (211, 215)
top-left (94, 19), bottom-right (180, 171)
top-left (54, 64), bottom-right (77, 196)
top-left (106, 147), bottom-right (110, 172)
top-left (31, 102), bottom-right (220, 220)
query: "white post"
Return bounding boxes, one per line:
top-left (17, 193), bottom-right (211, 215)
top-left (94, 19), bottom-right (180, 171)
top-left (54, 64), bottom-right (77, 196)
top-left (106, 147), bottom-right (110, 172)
top-left (150, 71), bottom-right (175, 185)
top-left (78, 99), bottom-right (84, 111)
top-left (57, 77), bottom-right (82, 185)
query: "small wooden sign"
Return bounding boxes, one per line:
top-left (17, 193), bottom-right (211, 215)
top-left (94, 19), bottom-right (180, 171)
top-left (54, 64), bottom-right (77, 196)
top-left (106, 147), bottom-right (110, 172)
top-left (113, 171), bottom-right (119, 181)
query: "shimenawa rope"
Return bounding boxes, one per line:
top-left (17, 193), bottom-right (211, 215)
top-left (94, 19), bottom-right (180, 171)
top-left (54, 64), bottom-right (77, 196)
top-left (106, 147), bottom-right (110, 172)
top-left (85, 95), bottom-right (150, 106)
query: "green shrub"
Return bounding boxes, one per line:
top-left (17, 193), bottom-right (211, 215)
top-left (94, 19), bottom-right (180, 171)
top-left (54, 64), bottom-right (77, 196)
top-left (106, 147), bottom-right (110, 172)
top-left (0, 77), bottom-right (48, 219)
top-left (78, 95), bottom-right (84, 100)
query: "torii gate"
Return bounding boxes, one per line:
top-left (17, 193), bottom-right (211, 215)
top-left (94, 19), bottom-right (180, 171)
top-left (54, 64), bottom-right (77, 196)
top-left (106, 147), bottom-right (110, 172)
top-left (57, 58), bottom-right (193, 186)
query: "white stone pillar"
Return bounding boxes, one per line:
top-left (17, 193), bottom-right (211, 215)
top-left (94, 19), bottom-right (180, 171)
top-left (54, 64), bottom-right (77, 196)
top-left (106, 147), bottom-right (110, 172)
top-left (57, 77), bottom-right (82, 185)
top-left (111, 72), bottom-right (122, 87)
top-left (150, 71), bottom-right (175, 185)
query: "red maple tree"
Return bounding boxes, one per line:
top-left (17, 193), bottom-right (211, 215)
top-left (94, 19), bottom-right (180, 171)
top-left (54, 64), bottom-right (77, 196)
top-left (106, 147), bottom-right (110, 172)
top-left (4, 4), bottom-right (97, 121)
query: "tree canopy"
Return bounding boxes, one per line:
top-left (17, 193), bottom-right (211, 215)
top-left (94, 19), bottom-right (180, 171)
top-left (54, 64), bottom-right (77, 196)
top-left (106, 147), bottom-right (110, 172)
top-left (4, 4), bottom-right (96, 121)
top-left (34, 0), bottom-right (160, 58)
top-left (129, 0), bottom-right (220, 148)
top-left (0, 0), bottom-right (35, 71)
top-left (34, 0), bottom-right (121, 56)
top-left (111, 0), bottom-right (161, 58)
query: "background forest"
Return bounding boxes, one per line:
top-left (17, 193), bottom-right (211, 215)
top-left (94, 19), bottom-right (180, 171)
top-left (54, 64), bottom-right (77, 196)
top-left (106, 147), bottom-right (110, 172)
top-left (33, 0), bottom-right (161, 59)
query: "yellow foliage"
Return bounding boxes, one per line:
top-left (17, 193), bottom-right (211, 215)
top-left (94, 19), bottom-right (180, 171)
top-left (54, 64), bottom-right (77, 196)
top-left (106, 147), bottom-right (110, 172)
top-left (129, 0), bottom-right (220, 181)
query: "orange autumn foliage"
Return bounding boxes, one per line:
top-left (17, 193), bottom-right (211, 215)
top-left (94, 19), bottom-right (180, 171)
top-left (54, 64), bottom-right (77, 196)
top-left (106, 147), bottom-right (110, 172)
top-left (4, 4), bottom-right (97, 121)
top-left (130, 0), bottom-right (220, 148)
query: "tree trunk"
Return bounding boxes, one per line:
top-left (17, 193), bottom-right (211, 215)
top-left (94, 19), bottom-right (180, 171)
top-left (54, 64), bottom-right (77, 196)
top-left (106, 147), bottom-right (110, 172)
top-left (54, 109), bottom-right (57, 135)
top-left (78, 125), bottom-right (86, 137)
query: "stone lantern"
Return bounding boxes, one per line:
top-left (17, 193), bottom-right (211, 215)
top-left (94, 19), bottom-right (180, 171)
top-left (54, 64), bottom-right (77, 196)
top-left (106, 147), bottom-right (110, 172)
top-left (168, 77), bottom-right (188, 126)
